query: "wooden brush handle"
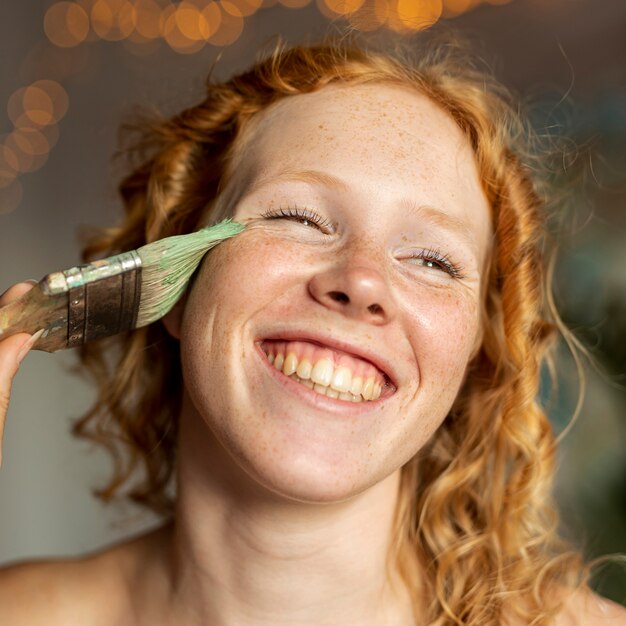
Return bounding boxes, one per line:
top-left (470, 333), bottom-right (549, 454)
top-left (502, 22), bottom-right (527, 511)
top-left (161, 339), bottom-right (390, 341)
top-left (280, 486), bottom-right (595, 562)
top-left (0, 253), bottom-right (142, 353)
top-left (0, 274), bottom-right (70, 353)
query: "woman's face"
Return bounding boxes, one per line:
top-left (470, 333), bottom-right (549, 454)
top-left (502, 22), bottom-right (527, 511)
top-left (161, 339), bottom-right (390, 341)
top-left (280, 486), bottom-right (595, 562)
top-left (178, 83), bottom-right (491, 503)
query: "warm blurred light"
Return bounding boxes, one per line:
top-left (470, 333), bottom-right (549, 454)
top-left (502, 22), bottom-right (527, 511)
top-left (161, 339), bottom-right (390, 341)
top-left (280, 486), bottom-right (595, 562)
top-left (3, 134), bottom-right (37, 174)
top-left (0, 179), bottom-right (23, 215)
top-left (174, 3), bottom-right (208, 40)
top-left (0, 144), bottom-right (19, 178)
top-left (347, 0), bottom-right (388, 30)
top-left (442, 0), bottom-right (476, 15)
top-left (91, 0), bottom-right (136, 41)
top-left (202, 1), bottom-right (222, 41)
top-left (200, 2), bottom-right (223, 39)
top-left (208, 2), bottom-right (244, 47)
top-left (0, 165), bottom-right (18, 190)
top-left (75, 0), bottom-right (97, 15)
top-left (320, 0), bottom-right (365, 15)
top-left (162, 4), bottom-right (207, 54)
top-left (131, 0), bottom-right (162, 39)
top-left (391, 0), bottom-right (442, 30)
top-left (226, 0), bottom-right (264, 16)
top-left (22, 87), bottom-right (56, 126)
top-left (8, 89), bottom-right (30, 128)
top-left (163, 16), bottom-right (206, 54)
top-left (44, 2), bottom-right (90, 48)
top-left (11, 129), bottom-right (50, 158)
top-left (7, 81), bottom-right (68, 136)
top-left (7, 86), bottom-right (54, 127)
top-left (486, 0), bottom-right (512, 4)
top-left (279, 0), bottom-right (311, 7)
top-left (31, 80), bottom-right (69, 123)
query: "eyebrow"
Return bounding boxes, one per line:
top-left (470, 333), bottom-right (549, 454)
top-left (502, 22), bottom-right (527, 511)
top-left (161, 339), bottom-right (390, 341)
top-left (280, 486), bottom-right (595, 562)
top-left (248, 169), bottom-right (350, 195)
top-left (400, 201), bottom-right (476, 250)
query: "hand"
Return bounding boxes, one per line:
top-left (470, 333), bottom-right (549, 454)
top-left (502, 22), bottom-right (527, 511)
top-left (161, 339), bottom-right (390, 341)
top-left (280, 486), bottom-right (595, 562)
top-left (0, 281), bottom-right (42, 466)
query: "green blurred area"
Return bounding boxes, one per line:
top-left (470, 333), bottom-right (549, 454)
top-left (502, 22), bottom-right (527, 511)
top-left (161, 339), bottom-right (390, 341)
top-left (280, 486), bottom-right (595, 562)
top-left (545, 97), bottom-right (626, 603)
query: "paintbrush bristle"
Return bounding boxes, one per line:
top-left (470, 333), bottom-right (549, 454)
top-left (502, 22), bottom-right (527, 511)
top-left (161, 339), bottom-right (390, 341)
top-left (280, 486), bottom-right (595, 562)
top-left (135, 219), bottom-right (244, 327)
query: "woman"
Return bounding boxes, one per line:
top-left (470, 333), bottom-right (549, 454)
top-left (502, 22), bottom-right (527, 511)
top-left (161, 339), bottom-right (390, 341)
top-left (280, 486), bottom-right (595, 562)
top-left (0, 38), bottom-right (624, 625)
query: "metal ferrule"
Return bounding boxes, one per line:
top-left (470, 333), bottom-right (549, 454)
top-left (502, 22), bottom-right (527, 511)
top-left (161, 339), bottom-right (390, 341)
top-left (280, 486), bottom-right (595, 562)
top-left (64, 250), bottom-right (142, 347)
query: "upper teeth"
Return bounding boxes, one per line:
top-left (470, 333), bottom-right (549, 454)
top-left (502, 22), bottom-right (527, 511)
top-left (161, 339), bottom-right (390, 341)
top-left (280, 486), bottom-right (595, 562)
top-left (265, 349), bottom-right (384, 402)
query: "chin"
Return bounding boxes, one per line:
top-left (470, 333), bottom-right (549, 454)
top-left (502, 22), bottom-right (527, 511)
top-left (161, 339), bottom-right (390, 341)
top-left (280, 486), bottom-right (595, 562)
top-left (234, 444), bottom-right (395, 505)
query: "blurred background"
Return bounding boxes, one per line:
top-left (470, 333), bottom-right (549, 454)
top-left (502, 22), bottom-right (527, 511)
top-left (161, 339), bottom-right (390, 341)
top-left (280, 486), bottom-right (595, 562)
top-left (0, 0), bottom-right (624, 605)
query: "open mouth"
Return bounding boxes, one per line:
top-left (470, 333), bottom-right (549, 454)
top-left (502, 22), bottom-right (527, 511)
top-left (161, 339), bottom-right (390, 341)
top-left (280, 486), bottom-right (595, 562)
top-left (259, 338), bottom-right (396, 404)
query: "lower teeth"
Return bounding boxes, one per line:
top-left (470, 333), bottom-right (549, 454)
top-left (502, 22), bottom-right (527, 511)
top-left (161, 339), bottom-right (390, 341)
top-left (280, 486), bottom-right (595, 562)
top-left (289, 373), bottom-right (363, 402)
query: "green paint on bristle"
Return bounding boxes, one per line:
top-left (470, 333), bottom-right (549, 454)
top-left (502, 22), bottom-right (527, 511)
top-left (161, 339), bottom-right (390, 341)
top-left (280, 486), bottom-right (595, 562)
top-left (135, 219), bottom-right (244, 327)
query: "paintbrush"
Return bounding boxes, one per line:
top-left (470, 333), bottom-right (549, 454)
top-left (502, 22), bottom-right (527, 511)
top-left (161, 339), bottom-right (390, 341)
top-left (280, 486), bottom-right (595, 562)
top-left (0, 219), bottom-right (244, 352)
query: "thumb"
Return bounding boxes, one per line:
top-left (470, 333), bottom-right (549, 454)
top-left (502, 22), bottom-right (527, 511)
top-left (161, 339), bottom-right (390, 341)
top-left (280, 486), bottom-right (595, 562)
top-left (0, 331), bottom-right (42, 467)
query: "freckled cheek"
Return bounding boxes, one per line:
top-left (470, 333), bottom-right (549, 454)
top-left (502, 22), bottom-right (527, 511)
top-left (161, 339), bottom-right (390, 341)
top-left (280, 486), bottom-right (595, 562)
top-left (184, 233), bottom-right (306, 332)
top-left (410, 294), bottom-right (480, 379)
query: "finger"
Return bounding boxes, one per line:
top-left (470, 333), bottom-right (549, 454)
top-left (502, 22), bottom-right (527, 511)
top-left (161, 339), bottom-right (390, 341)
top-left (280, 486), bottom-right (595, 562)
top-left (0, 330), bottom-right (42, 467)
top-left (0, 280), bottom-right (37, 307)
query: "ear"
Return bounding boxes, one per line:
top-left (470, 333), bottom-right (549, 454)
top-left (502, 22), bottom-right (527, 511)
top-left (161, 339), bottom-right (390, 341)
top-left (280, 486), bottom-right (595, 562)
top-left (161, 292), bottom-right (188, 340)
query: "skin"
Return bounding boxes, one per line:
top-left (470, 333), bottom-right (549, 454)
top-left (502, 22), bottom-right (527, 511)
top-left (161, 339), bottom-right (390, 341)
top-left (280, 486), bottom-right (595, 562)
top-left (0, 84), bottom-right (625, 626)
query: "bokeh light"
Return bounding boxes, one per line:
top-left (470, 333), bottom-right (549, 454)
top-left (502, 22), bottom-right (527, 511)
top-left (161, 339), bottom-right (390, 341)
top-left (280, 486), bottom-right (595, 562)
top-left (0, 145), bottom-right (19, 188)
top-left (161, 3), bottom-right (207, 54)
top-left (208, 2), bottom-right (244, 47)
top-left (32, 80), bottom-right (70, 123)
top-left (391, 0), bottom-right (442, 31)
top-left (319, 0), bottom-right (365, 16)
top-left (7, 81), bottom-right (69, 132)
top-left (174, 2), bottom-right (210, 40)
top-left (44, 2), bottom-right (91, 48)
top-left (201, 2), bottom-right (224, 40)
top-left (442, 0), bottom-right (477, 16)
top-left (21, 86), bottom-right (56, 126)
top-left (90, 0), bottom-right (136, 41)
top-left (132, 0), bottom-right (163, 39)
top-left (2, 132), bottom-right (45, 174)
top-left (348, 0), bottom-right (388, 30)
top-left (4, 0), bottom-right (516, 215)
top-left (11, 129), bottom-right (50, 158)
top-left (226, 0), bottom-right (264, 17)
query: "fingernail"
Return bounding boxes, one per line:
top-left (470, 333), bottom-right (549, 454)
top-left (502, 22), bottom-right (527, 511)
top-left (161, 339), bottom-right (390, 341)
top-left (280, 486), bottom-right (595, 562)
top-left (16, 329), bottom-right (45, 365)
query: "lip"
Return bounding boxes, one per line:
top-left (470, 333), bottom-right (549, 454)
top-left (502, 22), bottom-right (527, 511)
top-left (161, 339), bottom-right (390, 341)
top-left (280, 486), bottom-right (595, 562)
top-left (255, 330), bottom-right (399, 390)
top-left (254, 342), bottom-right (394, 416)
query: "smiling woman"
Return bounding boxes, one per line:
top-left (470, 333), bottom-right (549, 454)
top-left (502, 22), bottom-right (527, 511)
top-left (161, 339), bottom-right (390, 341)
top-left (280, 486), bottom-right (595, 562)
top-left (1, 36), bottom-right (625, 626)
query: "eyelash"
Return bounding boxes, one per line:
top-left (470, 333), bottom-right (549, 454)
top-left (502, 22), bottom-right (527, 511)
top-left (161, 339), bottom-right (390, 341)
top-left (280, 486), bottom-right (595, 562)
top-left (260, 206), bottom-right (464, 279)
top-left (405, 247), bottom-right (464, 279)
top-left (260, 206), bottom-right (335, 232)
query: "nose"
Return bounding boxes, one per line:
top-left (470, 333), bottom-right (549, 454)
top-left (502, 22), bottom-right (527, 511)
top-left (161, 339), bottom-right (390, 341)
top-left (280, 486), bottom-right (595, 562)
top-left (308, 261), bottom-right (396, 325)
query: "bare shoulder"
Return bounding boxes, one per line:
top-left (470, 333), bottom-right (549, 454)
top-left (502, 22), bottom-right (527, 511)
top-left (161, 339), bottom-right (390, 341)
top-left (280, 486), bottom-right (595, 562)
top-left (0, 555), bottom-right (111, 625)
top-left (0, 525), bottom-right (170, 626)
top-left (556, 588), bottom-right (626, 626)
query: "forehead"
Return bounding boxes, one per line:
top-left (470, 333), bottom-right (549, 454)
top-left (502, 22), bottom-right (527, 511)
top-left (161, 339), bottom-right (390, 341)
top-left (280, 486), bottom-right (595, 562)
top-left (232, 83), bottom-right (486, 207)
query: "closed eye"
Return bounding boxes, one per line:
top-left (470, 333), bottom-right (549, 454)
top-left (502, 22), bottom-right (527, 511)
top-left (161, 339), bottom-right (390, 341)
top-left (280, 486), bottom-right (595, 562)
top-left (260, 206), bottom-right (335, 233)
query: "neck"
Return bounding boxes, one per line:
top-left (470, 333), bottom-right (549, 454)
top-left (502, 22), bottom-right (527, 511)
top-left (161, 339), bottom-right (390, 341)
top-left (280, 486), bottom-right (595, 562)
top-left (163, 393), bottom-right (416, 626)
